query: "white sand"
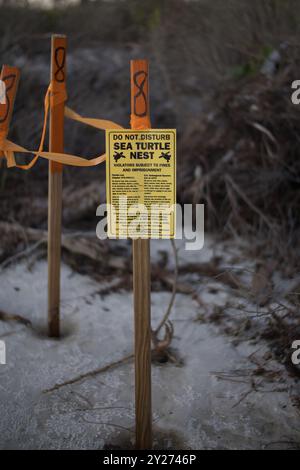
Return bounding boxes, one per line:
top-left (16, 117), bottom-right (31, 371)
top-left (0, 238), bottom-right (299, 449)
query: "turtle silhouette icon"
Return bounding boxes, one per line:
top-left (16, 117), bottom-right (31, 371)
top-left (113, 151), bottom-right (126, 163)
top-left (159, 152), bottom-right (171, 163)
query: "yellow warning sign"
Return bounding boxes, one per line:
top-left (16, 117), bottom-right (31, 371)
top-left (106, 129), bottom-right (176, 239)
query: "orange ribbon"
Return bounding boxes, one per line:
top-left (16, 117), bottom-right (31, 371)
top-left (0, 82), bottom-right (123, 170)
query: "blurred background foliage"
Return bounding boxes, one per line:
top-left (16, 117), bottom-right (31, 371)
top-left (1, 0), bottom-right (299, 64)
top-left (1, 0), bottom-right (300, 255)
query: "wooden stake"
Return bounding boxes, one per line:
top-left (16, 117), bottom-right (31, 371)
top-left (0, 65), bottom-right (20, 142)
top-left (48, 35), bottom-right (67, 337)
top-left (130, 59), bottom-right (152, 450)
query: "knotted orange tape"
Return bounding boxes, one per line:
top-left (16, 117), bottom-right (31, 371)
top-left (0, 81), bottom-right (123, 170)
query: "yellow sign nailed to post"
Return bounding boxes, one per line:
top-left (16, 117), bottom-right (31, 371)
top-left (106, 129), bottom-right (176, 239)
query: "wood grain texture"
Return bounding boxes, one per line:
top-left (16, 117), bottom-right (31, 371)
top-left (131, 59), bottom-right (152, 450)
top-left (48, 35), bottom-right (66, 337)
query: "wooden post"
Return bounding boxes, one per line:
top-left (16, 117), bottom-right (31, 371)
top-left (0, 65), bottom-right (20, 144)
top-left (48, 35), bottom-right (67, 337)
top-left (130, 59), bottom-right (152, 450)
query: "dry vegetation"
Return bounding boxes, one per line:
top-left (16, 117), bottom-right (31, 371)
top-left (0, 0), bottom-right (300, 389)
top-left (1, 0), bottom-right (300, 255)
top-left (180, 49), bottom-right (300, 256)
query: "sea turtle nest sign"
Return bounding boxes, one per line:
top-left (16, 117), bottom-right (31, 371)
top-left (106, 129), bottom-right (176, 239)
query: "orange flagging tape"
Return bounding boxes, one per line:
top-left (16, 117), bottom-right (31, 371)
top-left (0, 82), bottom-right (123, 170)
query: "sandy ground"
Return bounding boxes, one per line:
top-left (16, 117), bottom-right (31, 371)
top-left (0, 238), bottom-right (299, 450)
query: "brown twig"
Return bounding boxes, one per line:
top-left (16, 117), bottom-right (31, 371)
top-left (153, 239), bottom-right (179, 336)
top-left (43, 353), bottom-right (134, 394)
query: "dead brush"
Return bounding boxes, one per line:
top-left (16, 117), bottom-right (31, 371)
top-left (179, 43), bottom-right (300, 267)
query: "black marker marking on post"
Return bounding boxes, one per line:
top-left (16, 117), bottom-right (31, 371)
top-left (54, 46), bottom-right (66, 83)
top-left (133, 70), bottom-right (148, 117)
